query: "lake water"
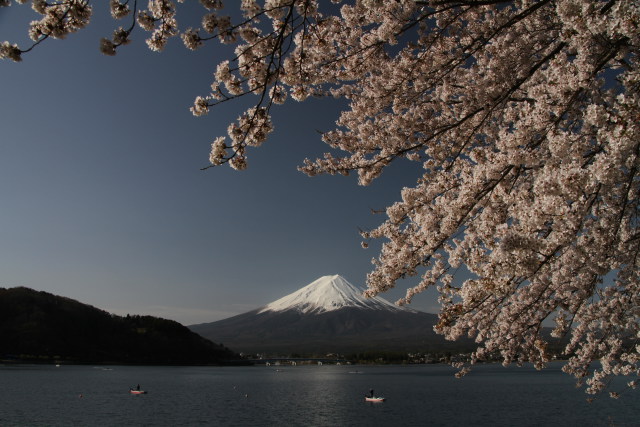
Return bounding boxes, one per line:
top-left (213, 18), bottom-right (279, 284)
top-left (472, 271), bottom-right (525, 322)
top-left (0, 362), bottom-right (638, 426)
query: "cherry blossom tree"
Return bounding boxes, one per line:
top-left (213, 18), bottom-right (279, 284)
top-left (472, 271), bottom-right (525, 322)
top-left (2, 0), bottom-right (639, 396)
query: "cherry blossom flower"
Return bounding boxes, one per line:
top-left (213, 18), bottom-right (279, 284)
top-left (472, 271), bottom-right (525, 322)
top-left (3, 0), bottom-right (639, 396)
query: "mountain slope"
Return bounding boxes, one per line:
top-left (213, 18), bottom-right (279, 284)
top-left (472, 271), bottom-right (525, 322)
top-left (0, 287), bottom-right (241, 365)
top-left (190, 275), bottom-right (473, 354)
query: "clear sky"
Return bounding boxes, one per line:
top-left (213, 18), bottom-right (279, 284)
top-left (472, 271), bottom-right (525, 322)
top-left (0, 3), bottom-right (440, 324)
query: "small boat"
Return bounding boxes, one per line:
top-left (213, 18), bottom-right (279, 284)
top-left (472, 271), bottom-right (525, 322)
top-left (365, 396), bottom-right (385, 402)
top-left (129, 389), bottom-right (147, 395)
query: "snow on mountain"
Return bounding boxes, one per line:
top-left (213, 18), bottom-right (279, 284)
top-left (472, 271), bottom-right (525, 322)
top-left (259, 274), bottom-right (415, 314)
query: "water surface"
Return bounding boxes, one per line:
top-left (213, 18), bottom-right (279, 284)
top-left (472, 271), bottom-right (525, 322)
top-left (0, 363), bottom-right (637, 426)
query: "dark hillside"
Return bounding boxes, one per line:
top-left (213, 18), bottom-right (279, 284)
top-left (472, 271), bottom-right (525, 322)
top-left (0, 287), bottom-right (241, 365)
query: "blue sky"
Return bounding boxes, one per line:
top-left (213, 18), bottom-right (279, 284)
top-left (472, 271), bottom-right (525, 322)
top-left (0, 2), bottom-right (440, 324)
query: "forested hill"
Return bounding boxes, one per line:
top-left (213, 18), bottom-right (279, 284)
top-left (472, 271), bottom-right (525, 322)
top-left (0, 287), bottom-right (241, 365)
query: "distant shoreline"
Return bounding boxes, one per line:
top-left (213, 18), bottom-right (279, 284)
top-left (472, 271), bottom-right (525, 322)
top-left (0, 358), bottom-right (251, 367)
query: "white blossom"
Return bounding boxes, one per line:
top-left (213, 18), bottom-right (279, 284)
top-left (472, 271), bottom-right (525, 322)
top-left (202, 13), bottom-right (218, 33)
top-left (190, 96), bottom-right (209, 116)
top-left (137, 11), bottom-right (156, 31)
top-left (112, 27), bottom-right (131, 46)
top-left (31, 0), bottom-right (46, 14)
top-left (0, 41), bottom-right (21, 61)
top-left (110, 0), bottom-right (130, 19)
top-left (229, 155), bottom-right (247, 170)
top-left (99, 37), bottom-right (116, 56)
top-left (269, 85), bottom-right (287, 104)
top-left (209, 136), bottom-right (227, 165)
top-left (181, 28), bottom-right (203, 50)
top-left (200, 0), bottom-right (223, 10)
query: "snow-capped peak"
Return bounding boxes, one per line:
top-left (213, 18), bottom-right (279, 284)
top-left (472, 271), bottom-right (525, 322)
top-left (258, 275), bottom-right (415, 314)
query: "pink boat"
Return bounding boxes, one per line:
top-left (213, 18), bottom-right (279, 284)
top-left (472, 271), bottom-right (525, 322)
top-left (365, 396), bottom-right (385, 402)
top-left (129, 389), bottom-right (147, 395)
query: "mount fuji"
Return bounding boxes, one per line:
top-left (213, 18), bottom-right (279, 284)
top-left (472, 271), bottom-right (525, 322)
top-left (189, 275), bottom-right (468, 354)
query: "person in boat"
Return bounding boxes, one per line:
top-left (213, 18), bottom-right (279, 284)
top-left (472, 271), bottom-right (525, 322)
top-left (136, 384), bottom-right (140, 391)
top-left (369, 389), bottom-right (374, 398)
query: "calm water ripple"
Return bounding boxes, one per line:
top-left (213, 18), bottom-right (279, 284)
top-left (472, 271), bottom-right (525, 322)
top-left (0, 363), bottom-right (637, 426)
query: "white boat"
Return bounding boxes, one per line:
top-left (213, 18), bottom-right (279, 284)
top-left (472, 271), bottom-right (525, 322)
top-left (365, 396), bottom-right (385, 402)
